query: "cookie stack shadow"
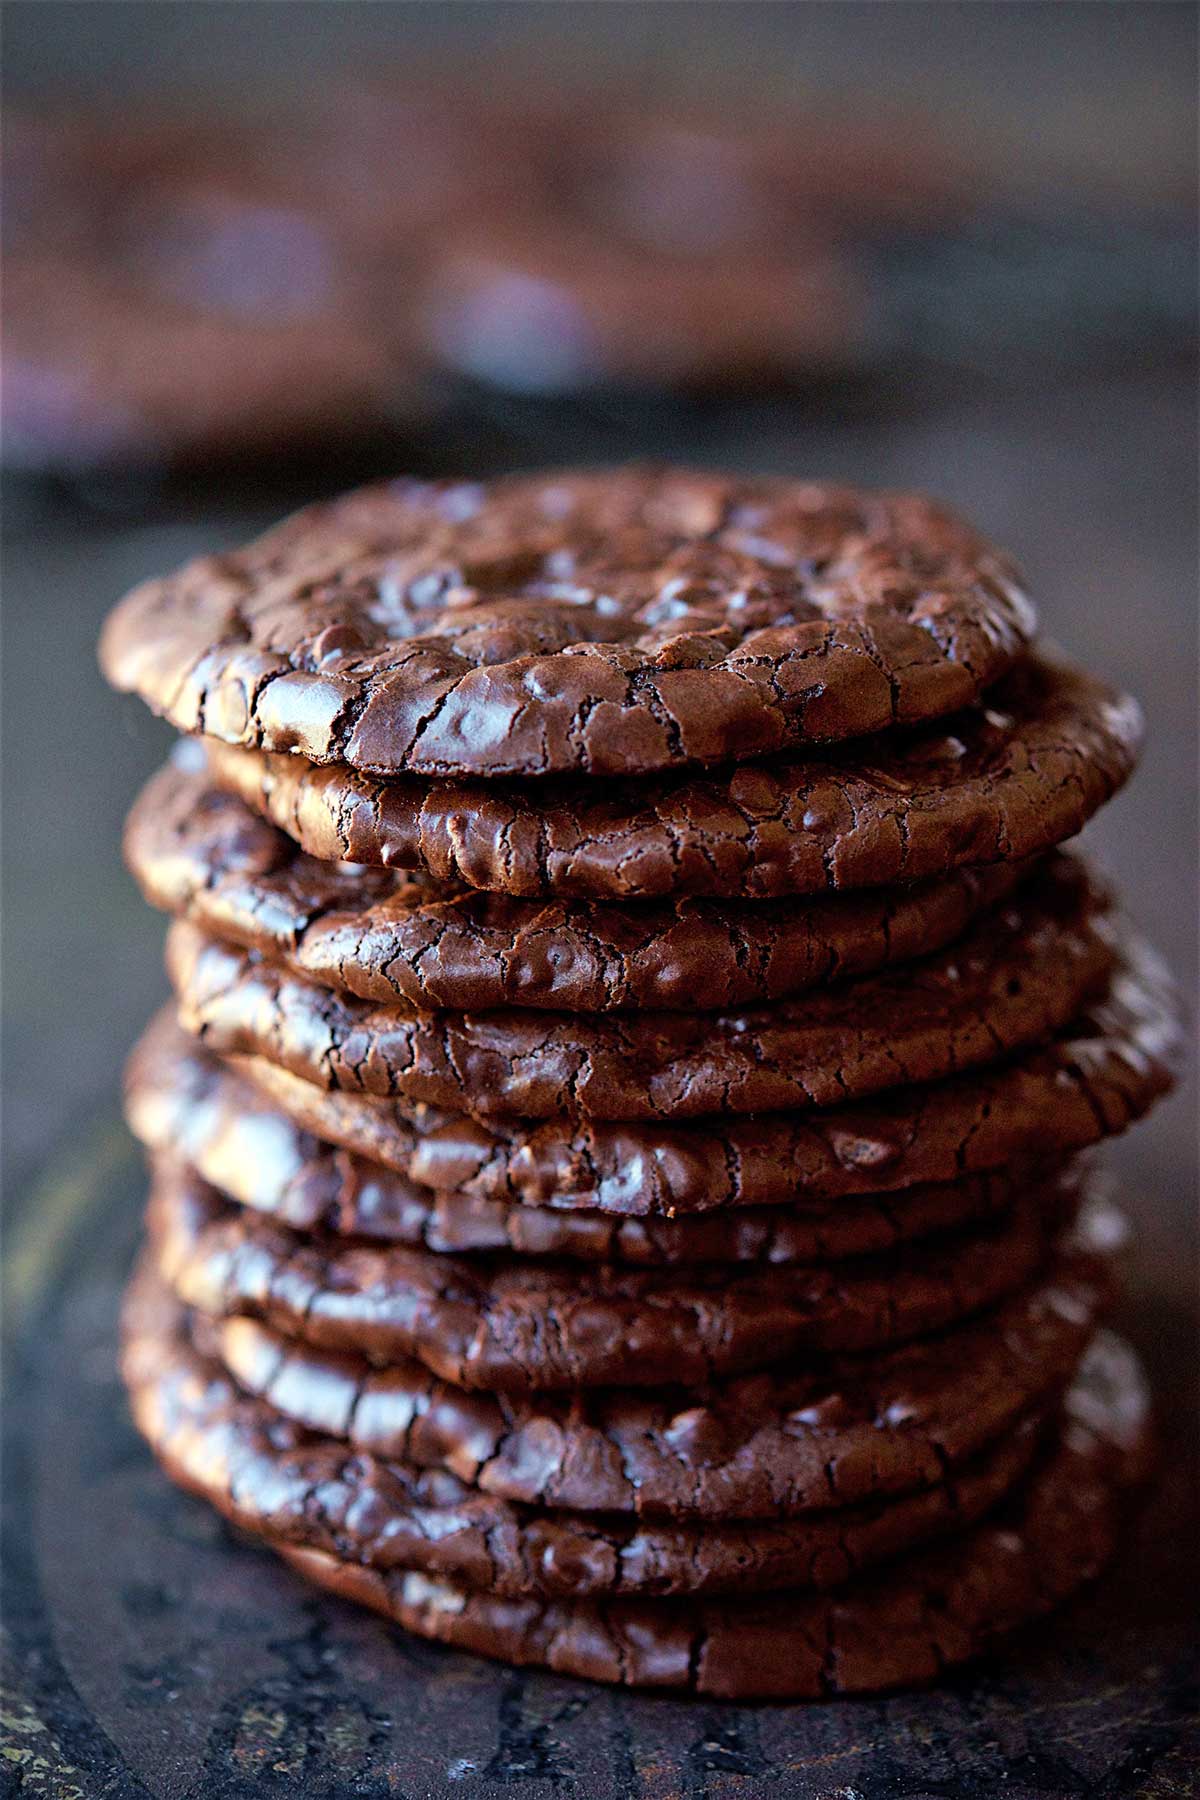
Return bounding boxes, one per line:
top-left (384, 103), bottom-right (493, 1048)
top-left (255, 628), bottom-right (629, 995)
top-left (102, 470), bottom-right (1178, 1699)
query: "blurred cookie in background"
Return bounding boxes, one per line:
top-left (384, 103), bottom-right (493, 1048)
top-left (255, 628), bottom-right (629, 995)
top-left (1, 86), bottom-right (950, 471)
top-left (4, 78), bottom-right (1191, 473)
top-left (1, 98), bottom-right (435, 471)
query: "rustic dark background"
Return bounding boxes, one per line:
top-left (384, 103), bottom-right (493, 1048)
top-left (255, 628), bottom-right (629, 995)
top-left (2, 5), bottom-right (1197, 1797)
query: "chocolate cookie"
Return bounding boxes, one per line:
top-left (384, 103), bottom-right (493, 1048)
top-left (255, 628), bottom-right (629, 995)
top-left (98, 469), bottom-right (1036, 777)
top-left (147, 1157), bottom-right (1070, 1390)
top-left (197, 1214), bottom-right (1114, 1519)
top-left (229, 950), bottom-right (1177, 1213)
top-left (198, 655), bottom-right (1140, 898)
top-left (126, 755), bottom-right (1025, 1013)
top-left (139, 1319), bottom-right (1156, 1696)
top-left (421, 222), bottom-right (858, 397)
top-left (123, 1265), bottom-right (1045, 1599)
top-left (1, 104), bottom-right (424, 471)
top-left (163, 856), bottom-right (1116, 1121)
top-left (415, 102), bottom-right (954, 395)
top-left (124, 1015), bottom-right (1038, 1263)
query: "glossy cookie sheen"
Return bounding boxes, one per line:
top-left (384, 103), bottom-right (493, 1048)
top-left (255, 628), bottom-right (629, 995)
top-left (99, 469), bottom-right (1036, 777)
top-left (226, 950), bottom-right (1178, 1214)
top-left (126, 756), bottom-right (1026, 1013)
top-left (162, 855), bottom-right (1117, 1121)
top-left (124, 1014), bottom-right (1049, 1263)
top-left (147, 1156), bottom-right (1074, 1391)
top-left (198, 655), bottom-right (1140, 899)
top-left (124, 1266), bottom-right (1049, 1600)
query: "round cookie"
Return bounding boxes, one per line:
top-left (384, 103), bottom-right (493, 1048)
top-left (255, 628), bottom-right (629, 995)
top-left (124, 1014), bottom-right (1039, 1263)
top-left (131, 1317), bottom-right (1155, 1697)
top-left (1, 105), bottom-right (425, 472)
top-left (198, 655), bottom-right (1140, 899)
top-left (163, 856), bottom-right (1116, 1122)
top-left (147, 1157), bottom-right (1071, 1390)
top-left (98, 469), bottom-right (1036, 778)
top-left (420, 220), bottom-right (858, 397)
top-left (228, 949), bottom-right (1177, 1213)
top-left (122, 1265), bottom-right (1046, 1600)
top-left (196, 1215), bottom-right (1115, 1519)
top-left (126, 755), bottom-right (1026, 1013)
top-left (415, 102), bottom-right (952, 395)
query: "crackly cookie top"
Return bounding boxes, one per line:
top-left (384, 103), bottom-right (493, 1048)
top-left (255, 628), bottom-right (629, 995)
top-left (124, 1011), bottom-right (1036, 1263)
top-left (99, 467), bottom-right (1036, 777)
top-left (126, 753), bottom-right (1026, 1013)
top-left (162, 857), bottom-right (1118, 1123)
top-left (124, 1171), bottom-right (1112, 1519)
top-left (146, 1157), bottom-right (1062, 1390)
top-left (124, 1268), bottom-right (1046, 1601)
top-left (227, 946), bottom-right (1177, 1215)
top-left (201, 655), bottom-right (1141, 899)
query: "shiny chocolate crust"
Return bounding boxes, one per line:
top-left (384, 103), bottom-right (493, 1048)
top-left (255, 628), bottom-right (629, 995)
top-left (229, 951), bottom-right (1177, 1213)
top-left (196, 1208), bottom-right (1114, 1521)
top-left (147, 1158), bottom-right (1073, 1390)
top-left (198, 655), bottom-right (1140, 899)
top-left (124, 1015), bottom-right (1038, 1262)
top-left (130, 1315), bottom-right (1154, 1697)
top-left (163, 856), bottom-right (1117, 1121)
top-left (98, 469), bottom-right (1036, 778)
top-left (126, 756), bottom-right (1025, 1013)
top-left (124, 1265), bottom-right (1045, 1599)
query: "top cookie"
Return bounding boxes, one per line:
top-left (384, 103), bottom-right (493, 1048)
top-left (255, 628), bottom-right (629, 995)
top-left (98, 468), bottom-right (1035, 778)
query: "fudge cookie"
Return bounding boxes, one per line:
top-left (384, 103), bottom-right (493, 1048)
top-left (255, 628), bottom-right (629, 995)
top-left (196, 1220), bottom-right (1115, 1519)
top-left (141, 1318), bottom-right (1156, 1696)
top-left (124, 1015), bottom-right (1040, 1263)
top-left (126, 755), bottom-right (1025, 1013)
top-left (98, 469), bottom-right (1036, 777)
top-left (2, 105), bottom-right (420, 471)
top-left (163, 856), bottom-right (1116, 1121)
top-left (416, 102), bottom-right (949, 394)
top-left (229, 949), bottom-right (1177, 1212)
top-left (147, 1158), bottom-right (1070, 1389)
top-left (123, 1266), bottom-right (1045, 1599)
top-left (421, 222), bottom-right (857, 396)
top-left (199, 655), bottom-right (1140, 899)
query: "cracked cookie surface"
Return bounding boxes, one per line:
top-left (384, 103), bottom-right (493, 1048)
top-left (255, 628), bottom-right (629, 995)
top-left (122, 1279), bottom-right (1151, 1698)
top-left (127, 755), bottom-right (1025, 1012)
top-left (125, 1014), bottom-right (1042, 1262)
top-left (99, 468), bottom-right (1036, 777)
top-left (198, 655), bottom-right (1139, 898)
top-left (162, 855), bottom-right (1118, 1121)
top-left (147, 1156), bottom-right (1073, 1390)
top-left (123, 1263), bottom-right (1049, 1599)
top-left (224, 950), bottom-right (1177, 1213)
top-left (185, 1198), bottom-right (1113, 1520)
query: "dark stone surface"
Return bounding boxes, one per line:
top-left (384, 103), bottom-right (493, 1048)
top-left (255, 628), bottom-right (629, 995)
top-left (3, 1133), bottom-right (1197, 1798)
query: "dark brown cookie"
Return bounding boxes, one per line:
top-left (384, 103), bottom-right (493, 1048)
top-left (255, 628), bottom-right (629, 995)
top-left (196, 1210), bottom-right (1114, 1519)
top-left (135, 1315), bottom-right (1156, 1696)
top-left (98, 469), bottom-right (1036, 777)
top-left (124, 1013), bottom-right (1037, 1263)
top-left (421, 222), bottom-right (858, 396)
top-left (147, 1157), bottom-right (1071, 1390)
top-left (229, 950), bottom-right (1177, 1213)
top-left (199, 655), bottom-right (1140, 898)
top-left (122, 1263), bottom-right (1046, 1599)
top-left (1, 103), bottom-right (428, 471)
top-left (163, 856), bottom-right (1116, 1121)
top-left (414, 101), bottom-right (957, 395)
top-left (126, 755), bottom-right (1025, 1013)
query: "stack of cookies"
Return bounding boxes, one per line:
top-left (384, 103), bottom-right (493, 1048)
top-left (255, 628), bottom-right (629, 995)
top-left (101, 468), bottom-right (1177, 1699)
